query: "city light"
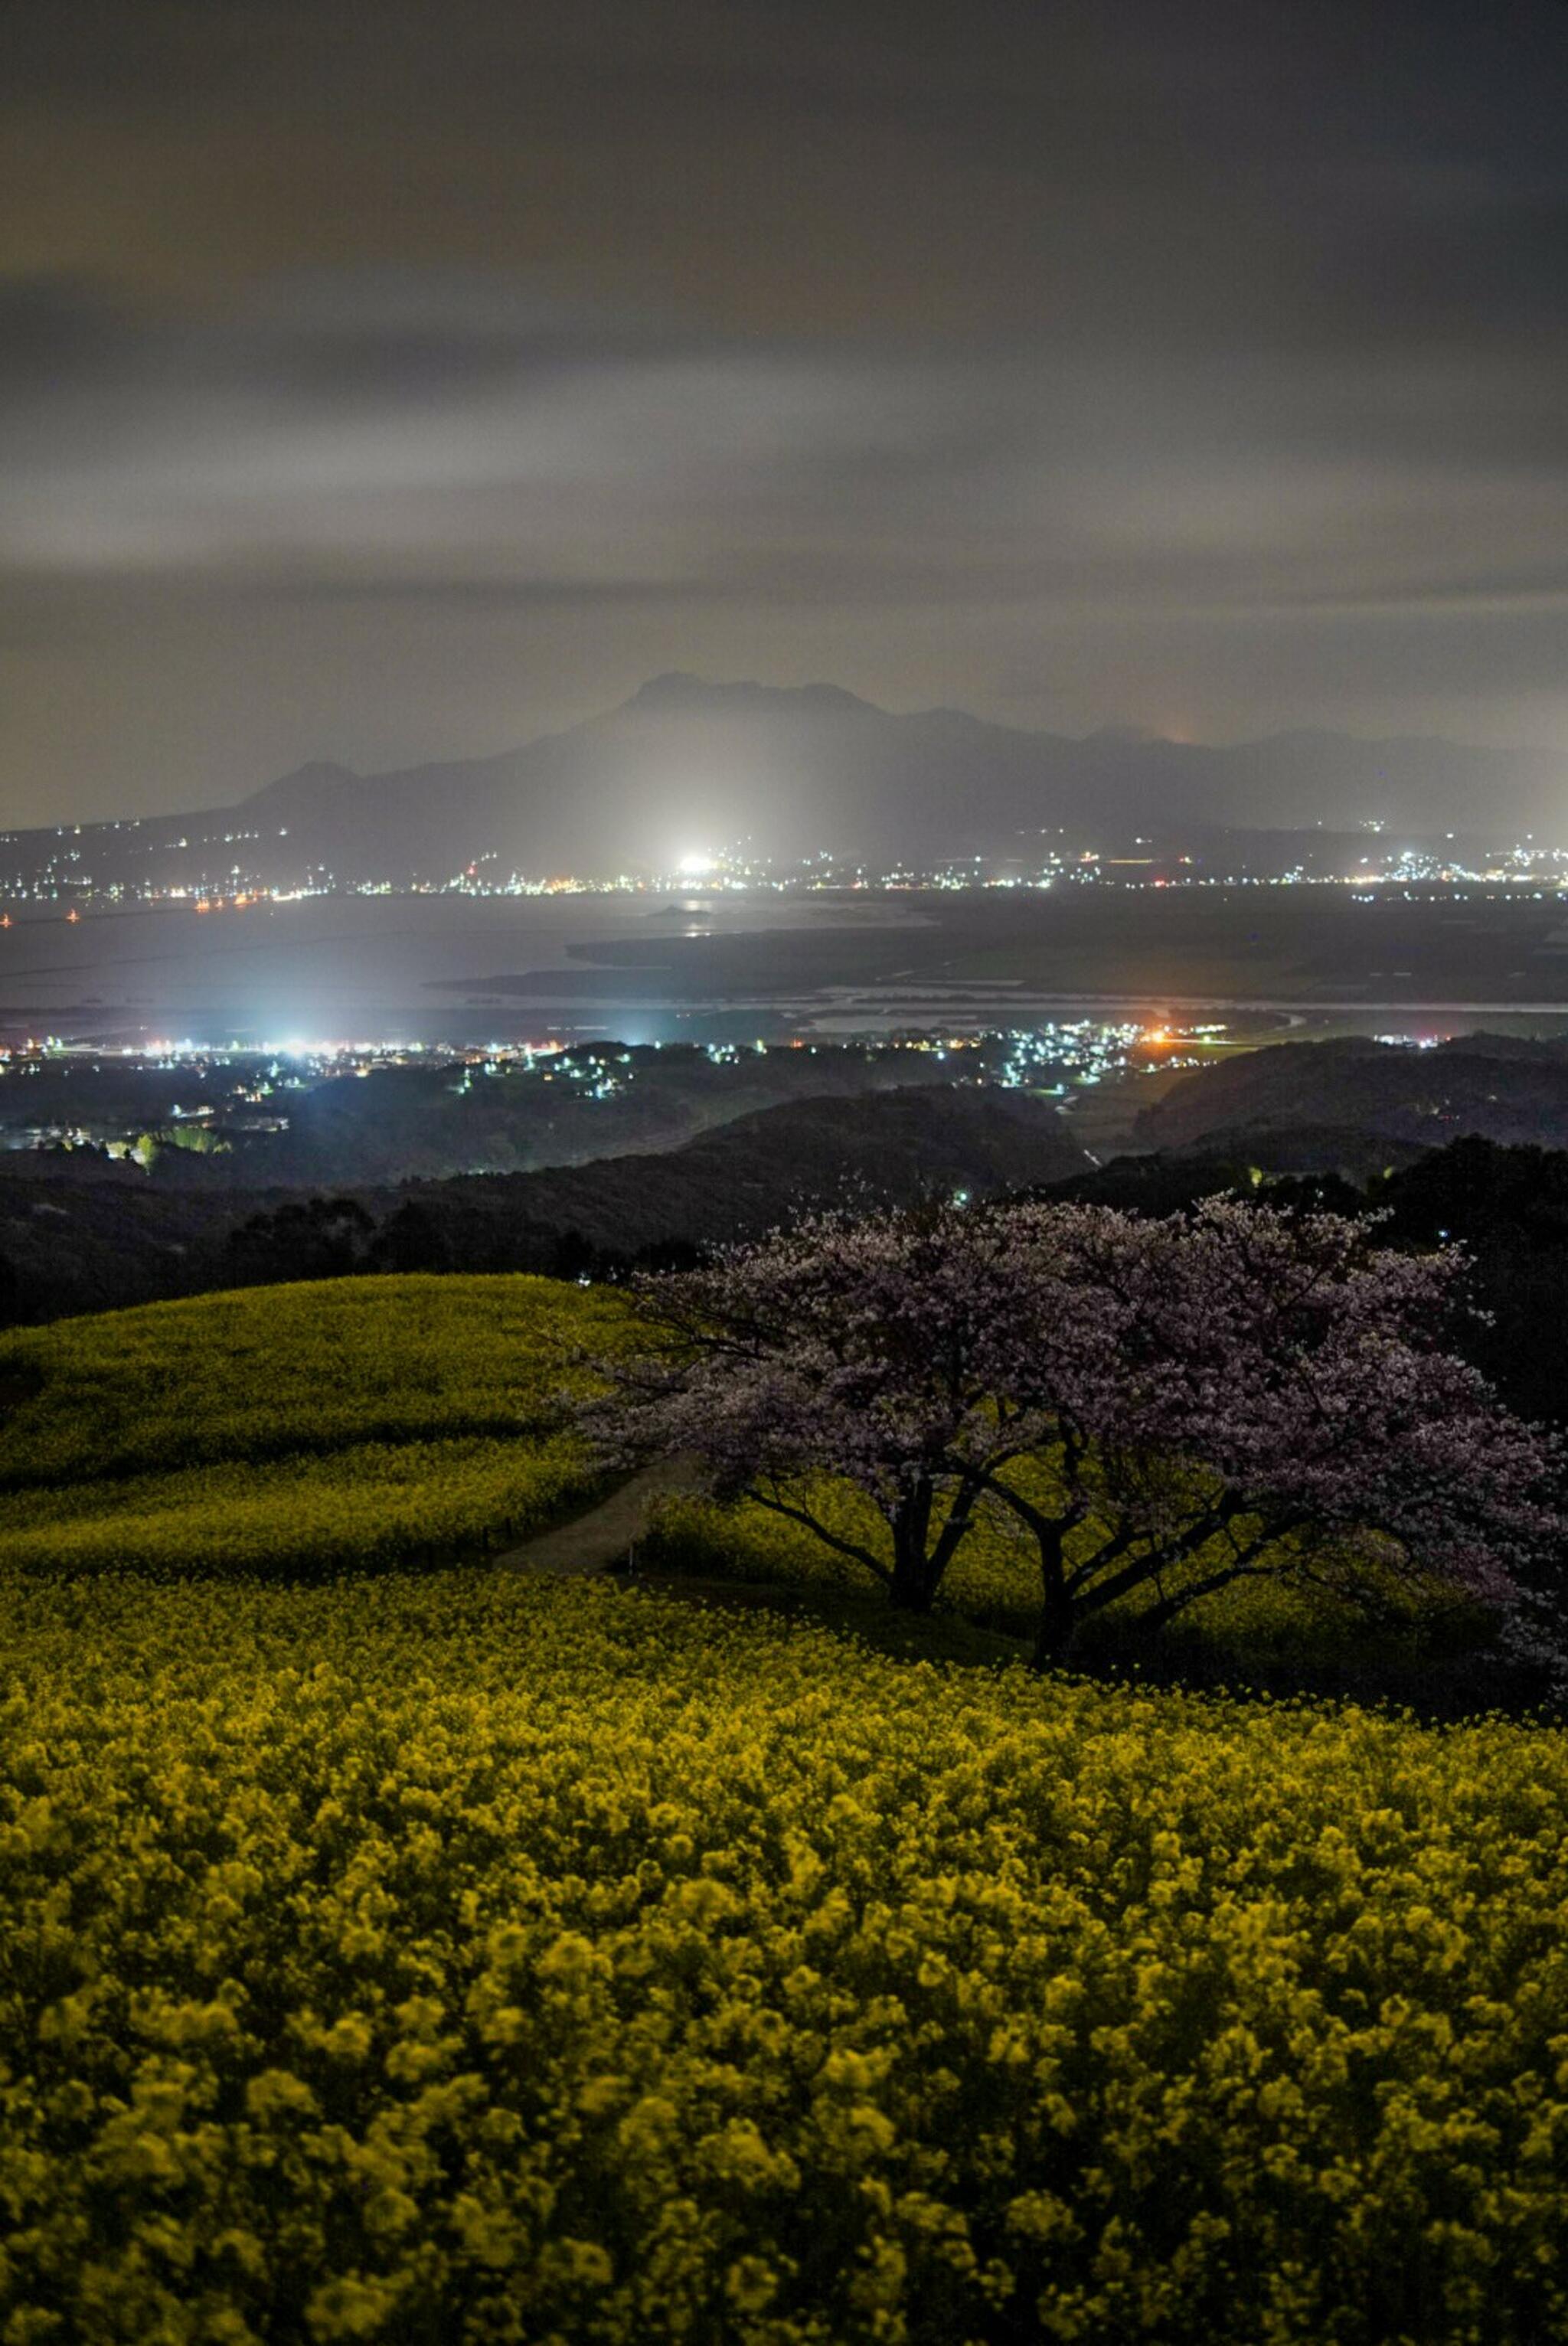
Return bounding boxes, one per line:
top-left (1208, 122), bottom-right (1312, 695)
top-left (8, 821), bottom-right (1568, 907)
top-left (0, 1021), bottom-right (1222, 1165)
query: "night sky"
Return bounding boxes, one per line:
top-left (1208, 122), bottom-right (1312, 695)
top-left (5, 0), bottom-right (1568, 825)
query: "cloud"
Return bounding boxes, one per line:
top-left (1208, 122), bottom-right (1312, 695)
top-left (2, 0), bottom-right (1568, 818)
top-left (0, 270), bottom-right (1020, 581)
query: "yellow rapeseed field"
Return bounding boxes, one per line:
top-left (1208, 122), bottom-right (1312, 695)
top-left (5, 1566), bottom-right (1567, 2345)
top-left (0, 1277), bottom-right (632, 1577)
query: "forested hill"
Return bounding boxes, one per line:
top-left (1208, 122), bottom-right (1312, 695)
top-left (0, 1085), bottom-right (1087, 1324)
top-left (1137, 1034), bottom-right (1568, 1160)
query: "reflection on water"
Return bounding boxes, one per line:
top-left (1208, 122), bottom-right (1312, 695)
top-left (0, 892), bottom-right (929, 1046)
top-left (4, 890), bottom-right (1568, 1053)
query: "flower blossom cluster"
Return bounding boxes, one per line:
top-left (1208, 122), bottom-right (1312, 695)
top-left (591, 1198), bottom-right (1563, 1652)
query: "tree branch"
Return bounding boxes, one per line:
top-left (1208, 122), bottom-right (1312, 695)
top-left (741, 1485), bottom-right (892, 1585)
top-left (1135, 1558), bottom-right (1285, 1635)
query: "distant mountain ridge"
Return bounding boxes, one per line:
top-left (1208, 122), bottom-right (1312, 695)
top-left (8, 678), bottom-right (1568, 893)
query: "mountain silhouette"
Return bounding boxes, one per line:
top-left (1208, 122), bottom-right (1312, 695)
top-left (230, 680), bottom-right (1568, 873)
top-left (12, 679), bottom-right (1568, 890)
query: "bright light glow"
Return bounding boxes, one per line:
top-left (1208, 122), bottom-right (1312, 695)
top-left (677, 851), bottom-right (715, 877)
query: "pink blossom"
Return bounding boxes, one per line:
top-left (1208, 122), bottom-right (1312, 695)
top-left (586, 1198), bottom-right (1564, 1667)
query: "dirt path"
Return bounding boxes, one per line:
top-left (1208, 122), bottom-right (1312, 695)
top-left (495, 1456), bottom-right (701, 1577)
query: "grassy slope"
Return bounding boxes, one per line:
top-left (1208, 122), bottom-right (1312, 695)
top-left (0, 1275), bottom-right (632, 1577)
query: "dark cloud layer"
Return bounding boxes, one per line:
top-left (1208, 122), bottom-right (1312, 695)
top-left (2, 0), bottom-right (1567, 822)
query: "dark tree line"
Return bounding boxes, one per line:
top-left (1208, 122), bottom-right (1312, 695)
top-left (224, 1195), bottom-right (704, 1287)
top-left (3, 1132), bottom-right (1568, 1438)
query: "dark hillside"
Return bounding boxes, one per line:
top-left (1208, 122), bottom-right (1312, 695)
top-left (413, 1086), bottom-right (1086, 1260)
top-left (0, 1085), bottom-right (1086, 1322)
top-left (1138, 1035), bottom-right (1568, 1158)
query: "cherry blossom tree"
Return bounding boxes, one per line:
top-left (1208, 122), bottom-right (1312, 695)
top-left (588, 1202), bottom-right (1075, 1611)
top-left (587, 1197), bottom-right (1563, 1666)
top-left (985, 1198), bottom-right (1561, 1663)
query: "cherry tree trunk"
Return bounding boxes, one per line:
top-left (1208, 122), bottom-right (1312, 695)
top-left (1031, 1603), bottom-right (1080, 1671)
top-left (888, 1490), bottom-right (939, 1612)
top-left (1031, 1534), bottom-right (1079, 1671)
